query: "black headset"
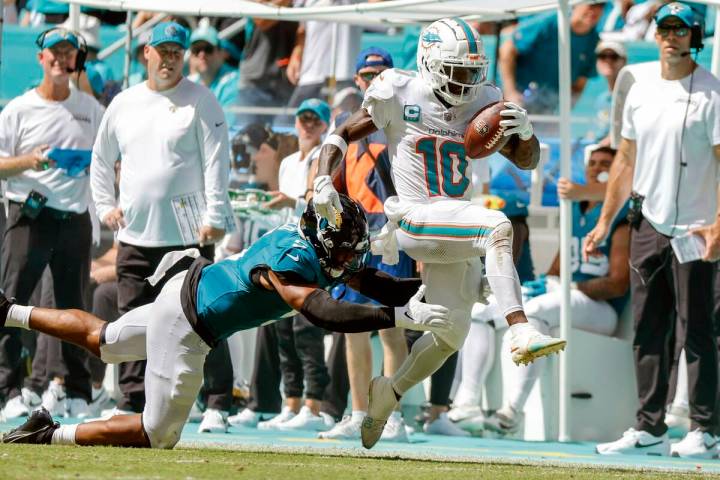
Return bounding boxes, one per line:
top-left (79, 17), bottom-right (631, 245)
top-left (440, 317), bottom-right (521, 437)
top-left (35, 27), bottom-right (88, 73)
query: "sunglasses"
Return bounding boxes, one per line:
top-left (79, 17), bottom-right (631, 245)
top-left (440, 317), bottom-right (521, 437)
top-left (657, 25), bottom-right (690, 38)
top-left (597, 53), bottom-right (621, 61)
top-left (191, 43), bottom-right (215, 56)
top-left (357, 71), bottom-right (381, 82)
top-left (298, 112), bottom-right (322, 125)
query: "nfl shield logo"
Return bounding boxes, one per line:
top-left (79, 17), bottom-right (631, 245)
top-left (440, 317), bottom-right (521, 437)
top-left (403, 105), bottom-right (421, 122)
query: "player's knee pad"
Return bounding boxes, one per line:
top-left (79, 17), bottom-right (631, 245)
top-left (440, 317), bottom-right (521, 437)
top-left (99, 313), bottom-right (148, 364)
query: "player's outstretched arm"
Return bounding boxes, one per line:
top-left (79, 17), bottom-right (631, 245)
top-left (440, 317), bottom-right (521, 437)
top-left (346, 268), bottom-right (422, 307)
top-left (316, 108), bottom-right (378, 177)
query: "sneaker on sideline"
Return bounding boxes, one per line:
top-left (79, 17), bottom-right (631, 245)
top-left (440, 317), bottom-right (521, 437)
top-left (21, 388), bottom-right (42, 410)
top-left (67, 398), bottom-right (90, 419)
top-left (87, 386), bottom-right (113, 418)
top-left (318, 415), bottom-right (361, 440)
top-left (670, 429), bottom-right (718, 459)
top-left (228, 408), bottom-right (274, 429)
top-left (595, 428), bottom-right (670, 456)
top-left (276, 406), bottom-right (334, 432)
top-left (456, 413), bottom-right (486, 436)
top-left (447, 404), bottom-right (483, 423)
top-left (424, 412), bottom-right (470, 437)
top-left (361, 376), bottom-right (399, 449)
top-left (483, 406), bottom-right (522, 435)
top-left (380, 413), bottom-right (409, 443)
top-left (198, 408), bottom-right (229, 433)
top-left (508, 323), bottom-right (566, 365)
top-left (2, 395), bottom-right (30, 419)
top-left (41, 380), bottom-right (67, 417)
top-left (665, 404), bottom-right (690, 438)
top-left (83, 406), bottom-right (135, 423)
top-left (257, 406), bottom-right (296, 430)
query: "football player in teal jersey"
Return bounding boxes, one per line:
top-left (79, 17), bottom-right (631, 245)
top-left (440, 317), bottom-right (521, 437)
top-left (0, 195), bottom-right (451, 449)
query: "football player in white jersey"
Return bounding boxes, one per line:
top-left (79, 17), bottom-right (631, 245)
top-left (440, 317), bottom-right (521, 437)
top-left (312, 18), bottom-right (567, 449)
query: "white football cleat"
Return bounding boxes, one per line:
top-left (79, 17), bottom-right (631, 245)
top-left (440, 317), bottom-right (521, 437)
top-left (21, 388), bottom-right (41, 410)
top-left (595, 428), bottom-right (670, 456)
top-left (228, 408), bottom-right (266, 429)
top-left (276, 406), bottom-right (334, 432)
top-left (670, 429), bottom-right (718, 459)
top-left (447, 404), bottom-right (483, 423)
top-left (424, 412), bottom-right (471, 437)
top-left (665, 404), bottom-right (690, 438)
top-left (66, 398), bottom-right (90, 419)
top-left (483, 406), bottom-right (522, 435)
top-left (2, 395), bottom-right (30, 419)
top-left (198, 408), bottom-right (229, 433)
top-left (361, 376), bottom-right (399, 449)
top-left (380, 413), bottom-right (409, 443)
top-left (257, 406), bottom-right (296, 430)
top-left (41, 380), bottom-right (67, 417)
top-left (508, 323), bottom-right (566, 365)
top-left (318, 415), bottom-right (362, 440)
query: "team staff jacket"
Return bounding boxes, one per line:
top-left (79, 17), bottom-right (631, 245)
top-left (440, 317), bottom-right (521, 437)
top-left (180, 223), bottom-right (421, 346)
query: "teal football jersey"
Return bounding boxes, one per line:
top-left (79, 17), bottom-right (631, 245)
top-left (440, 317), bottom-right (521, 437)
top-left (195, 223), bottom-right (332, 341)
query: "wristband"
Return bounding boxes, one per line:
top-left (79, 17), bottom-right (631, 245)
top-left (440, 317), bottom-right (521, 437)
top-left (322, 134), bottom-right (348, 157)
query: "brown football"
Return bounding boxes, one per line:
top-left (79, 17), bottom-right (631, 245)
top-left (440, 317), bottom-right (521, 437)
top-left (464, 101), bottom-right (508, 159)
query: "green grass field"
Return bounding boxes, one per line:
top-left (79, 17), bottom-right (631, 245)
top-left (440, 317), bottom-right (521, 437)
top-left (0, 444), bottom-right (715, 479)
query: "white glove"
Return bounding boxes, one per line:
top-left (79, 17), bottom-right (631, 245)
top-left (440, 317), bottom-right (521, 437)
top-left (500, 101), bottom-right (533, 141)
top-left (313, 175), bottom-right (342, 226)
top-left (395, 285), bottom-right (452, 336)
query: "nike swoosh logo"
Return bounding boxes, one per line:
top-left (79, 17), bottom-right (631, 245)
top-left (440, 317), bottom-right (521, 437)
top-left (404, 311), bottom-right (413, 321)
top-left (287, 254), bottom-right (300, 261)
top-left (635, 440), bottom-right (664, 448)
top-left (215, 121), bottom-right (224, 127)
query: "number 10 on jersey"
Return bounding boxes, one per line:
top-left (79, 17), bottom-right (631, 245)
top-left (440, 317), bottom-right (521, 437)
top-left (416, 137), bottom-right (470, 198)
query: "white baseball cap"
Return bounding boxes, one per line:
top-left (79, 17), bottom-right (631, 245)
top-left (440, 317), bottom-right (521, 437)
top-left (595, 40), bottom-right (627, 58)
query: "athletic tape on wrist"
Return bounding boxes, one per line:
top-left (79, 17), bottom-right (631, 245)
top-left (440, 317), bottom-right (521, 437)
top-left (323, 134), bottom-right (348, 157)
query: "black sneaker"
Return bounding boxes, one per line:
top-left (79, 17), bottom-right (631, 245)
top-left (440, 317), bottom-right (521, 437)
top-left (2, 407), bottom-right (59, 444)
top-left (0, 290), bottom-right (13, 328)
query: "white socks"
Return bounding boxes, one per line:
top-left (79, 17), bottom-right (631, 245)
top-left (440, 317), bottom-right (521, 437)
top-left (351, 410), bottom-right (366, 423)
top-left (5, 305), bottom-right (33, 329)
top-left (51, 424), bottom-right (78, 445)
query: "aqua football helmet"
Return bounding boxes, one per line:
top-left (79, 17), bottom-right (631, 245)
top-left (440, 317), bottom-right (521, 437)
top-left (301, 193), bottom-right (370, 281)
top-left (417, 18), bottom-right (489, 106)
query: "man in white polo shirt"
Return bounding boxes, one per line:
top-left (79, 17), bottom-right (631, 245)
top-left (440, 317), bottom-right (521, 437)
top-left (91, 22), bottom-right (232, 430)
top-left (587, 2), bottom-right (720, 458)
top-left (0, 27), bottom-right (104, 419)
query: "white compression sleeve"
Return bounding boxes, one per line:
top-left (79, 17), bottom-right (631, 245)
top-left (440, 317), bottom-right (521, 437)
top-left (453, 322), bottom-right (495, 406)
top-left (482, 221), bottom-right (524, 318)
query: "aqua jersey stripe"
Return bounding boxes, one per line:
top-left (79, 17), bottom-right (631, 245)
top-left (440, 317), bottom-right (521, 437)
top-left (454, 17), bottom-right (478, 54)
top-left (399, 219), bottom-right (491, 239)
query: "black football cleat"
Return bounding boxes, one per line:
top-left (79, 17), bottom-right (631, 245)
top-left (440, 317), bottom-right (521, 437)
top-left (2, 407), bottom-right (59, 444)
top-left (0, 290), bottom-right (13, 328)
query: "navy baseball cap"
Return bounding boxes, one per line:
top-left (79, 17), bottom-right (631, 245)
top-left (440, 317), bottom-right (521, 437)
top-left (355, 46), bottom-right (393, 73)
top-left (296, 98), bottom-right (331, 125)
top-left (39, 28), bottom-right (80, 49)
top-left (655, 2), bottom-right (697, 27)
top-left (148, 22), bottom-right (190, 49)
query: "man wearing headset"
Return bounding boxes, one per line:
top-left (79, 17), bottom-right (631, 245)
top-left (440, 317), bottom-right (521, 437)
top-left (587, 2), bottom-right (720, 458)
top-left (0, 28), bottom-right (104, 419)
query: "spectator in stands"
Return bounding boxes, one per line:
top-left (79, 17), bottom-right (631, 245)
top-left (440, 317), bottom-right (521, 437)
top-left (91, 22), bottom-right (234, 433)
top-left (187, 25), bottom-right (240, 123)
top-left (590, 2), bottom-right (720, 458)
top-left (285, 0), bottom-right (366, 117)
top-left (499, 3), bottom-right (603, 114)
top-left (317, 47), bottom-right (413, 441)
top-left (0, 27), bottom-right (104, 419)
top-left (20, 0), bottom-right (69, 26)
top-left (456, 146), bottom-right (630, 436)
top-left (593, 40), bottom-right (627, 145)
top-left (236, 0), bottom-right (297, 127)
top-left (4, 0), bottom-right (18, 24)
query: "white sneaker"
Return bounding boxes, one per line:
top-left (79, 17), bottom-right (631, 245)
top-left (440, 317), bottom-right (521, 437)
top-left (361, 376), bottom-right (399, 449)
top-left (483, 406), bottom-right (522, 435)
top-left (424, 412), bottom-right (471, 437)
top-left (228, 408), bottom-right (267, 429)
top-left (198, 408), bottom-right (229, 433)
top-left (87, 387), bottom-right (113, 418)
top-left (257, 406), bottom-right (296, 430)
top-left (2, 395), bottom-right (29, 419)
top-left (456, 413), bottom-right (486, 435)
top-left (380, 413), bottom-right (409, 443)
top-left (41, 380), bottom-right (67, 417)
top-left (84, 406), bottom-right (135, 423)
top-left (277, 406), bottom-right (334, 432)
top-left (665, 404), bottom-right (690, 438)
top-left (67, 398), bottom-right (90, 419)
top-left (508, 323), bottom-right (566, 365)
top-left (596, 428), bottom-right (670, 456)
top-left (187, 401), bottom-right (203, 423)
top-left (318, 415), bottom-right (362, 440)
top-left (447, 404), bottom-right (483, 423)
top-left (21, 388), bottom-right (41, 409)
top-left (670, 429), bottom-right (718, 459)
